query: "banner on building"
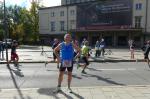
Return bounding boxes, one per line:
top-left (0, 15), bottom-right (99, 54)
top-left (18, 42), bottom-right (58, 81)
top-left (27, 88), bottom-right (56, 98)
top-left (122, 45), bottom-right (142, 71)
top-left (77, 0), bottom-right (133, 30)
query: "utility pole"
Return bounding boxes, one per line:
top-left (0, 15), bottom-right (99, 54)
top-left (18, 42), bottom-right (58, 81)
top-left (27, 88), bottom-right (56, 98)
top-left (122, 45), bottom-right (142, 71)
top-left (144, 0), bottom-right (148, 41)
top-left (4, 0), bottom-right (9, 65)
top-left (66, 0), bottom-right (69, 33)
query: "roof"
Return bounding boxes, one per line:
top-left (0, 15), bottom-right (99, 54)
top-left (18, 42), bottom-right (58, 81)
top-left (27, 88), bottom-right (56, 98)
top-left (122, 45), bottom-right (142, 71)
top-left (38, 1), bottom-right (99, 10)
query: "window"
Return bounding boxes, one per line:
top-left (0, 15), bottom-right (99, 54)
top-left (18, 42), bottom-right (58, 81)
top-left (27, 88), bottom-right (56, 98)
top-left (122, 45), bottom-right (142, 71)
top-left (70, 10), bottom-right (75, 15)
top-left (70, 20), bottom-right (75, 25)
top-left (50, 21), bottom-right (55, 31)
top-left (60, 21), bottom-right (65, 31)
top-left (70, 0), bottom-right (74, 3)
top-left (135, 16), bottom-right (142, 28)
top-left (70, 20), bottom-right (75, 29)
top-left (136, 3), bottom-right (142, 10)
top-left (60, 11), bottom-right (64, 16)
top-left (51, 12), bottom-right (55, 17)
top-left (66, 0), bottom-right (70, 4)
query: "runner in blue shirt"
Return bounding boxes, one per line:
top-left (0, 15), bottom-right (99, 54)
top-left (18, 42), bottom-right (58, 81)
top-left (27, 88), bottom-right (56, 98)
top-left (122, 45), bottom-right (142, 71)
top-left (54, 33), bottom-right (80, 93)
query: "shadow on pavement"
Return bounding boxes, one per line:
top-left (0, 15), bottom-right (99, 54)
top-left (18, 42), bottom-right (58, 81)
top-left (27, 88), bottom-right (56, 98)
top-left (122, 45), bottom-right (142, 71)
top-left (11, 68), bottom-right (24, 77)
top-left (38, 88), bottom-right (59, 99)
top-left (38, 88), bottom-right (84, 99)
top-left (71, 91), bottom-right (84, 99)
top-left (64, 72), bottom-right (82, 79)
top-left (72, 74), bottom-right (82, 79)
top-left (82, 73), bottom-right (125, 86)
top-left (6, 64), bottom-right (26, 99)
top-left (87, 67), bottom-right (102, 72)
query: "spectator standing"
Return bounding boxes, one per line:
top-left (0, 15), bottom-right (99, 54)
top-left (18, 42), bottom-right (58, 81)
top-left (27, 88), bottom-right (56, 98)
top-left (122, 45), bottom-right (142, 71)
top-left (0, 41), bottom-right (4, 60)
top-left (95, 40), bottom-right (100, 57)
top-left (128, 40), bottom-right (135, 59)
top-left (99, 38), bottom-right (106, 56)
top-left (143, 40), bottom-right (150, 67)
top-left (81, 38), bottom-right (87, 47)
top-left (45, 38), bottom-right (60, 68)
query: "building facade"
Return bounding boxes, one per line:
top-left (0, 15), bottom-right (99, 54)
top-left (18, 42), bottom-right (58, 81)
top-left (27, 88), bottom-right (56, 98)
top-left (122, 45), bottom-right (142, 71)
top-left (39, 5), bottom-right (77, 43)
top-left (132, 0), bottom-right (150, 40)
top-left (39, 0), bottom-right (150, 47)
top-left (61, 0), bottom-right (96, 5)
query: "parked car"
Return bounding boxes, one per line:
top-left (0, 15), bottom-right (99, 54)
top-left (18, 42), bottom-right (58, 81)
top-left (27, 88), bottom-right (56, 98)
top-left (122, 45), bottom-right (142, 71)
top-left (3, 39), bottom-right (12, 48)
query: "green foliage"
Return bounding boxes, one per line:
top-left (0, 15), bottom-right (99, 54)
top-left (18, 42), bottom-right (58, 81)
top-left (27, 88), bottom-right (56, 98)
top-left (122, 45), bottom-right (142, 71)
top-left (0, 1), bottom-right (40, 44)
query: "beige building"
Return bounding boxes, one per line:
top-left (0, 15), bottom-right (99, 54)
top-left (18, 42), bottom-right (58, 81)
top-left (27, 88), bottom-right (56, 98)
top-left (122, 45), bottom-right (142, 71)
top-left (61, 0), bottom-right (96, 5)
top-left (39, 0), bottom-right (150, 47)
top-left (39, 5), bottom-right (77, 42)
top-left (133, 0), bottom-right (150, 40)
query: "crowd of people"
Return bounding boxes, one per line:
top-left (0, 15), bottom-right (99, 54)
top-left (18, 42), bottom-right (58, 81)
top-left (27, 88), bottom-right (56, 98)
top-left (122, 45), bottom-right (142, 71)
top-left (1, 34), bottom-right (150, 93)
top-left (0, 40), bottom-right (19, 68)
top-left (128, 39), bottom-right (150, 67)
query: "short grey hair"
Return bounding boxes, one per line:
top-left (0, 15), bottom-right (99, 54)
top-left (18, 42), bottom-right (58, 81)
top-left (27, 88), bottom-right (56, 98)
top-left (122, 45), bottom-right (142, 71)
top-left (64, 33), bottom-right (71, 39)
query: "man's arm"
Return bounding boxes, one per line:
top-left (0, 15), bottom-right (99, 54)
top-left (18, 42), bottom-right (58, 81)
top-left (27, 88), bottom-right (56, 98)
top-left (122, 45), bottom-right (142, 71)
top-left (54, 43), bottom-right (61, 62)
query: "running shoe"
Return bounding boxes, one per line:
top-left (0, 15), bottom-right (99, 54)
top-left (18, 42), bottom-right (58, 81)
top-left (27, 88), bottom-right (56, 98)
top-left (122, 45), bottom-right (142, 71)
top-left (53, 86), bottom-right (61, 93)
top-left (81, 70), bottom-right (87, 74)
top-left (68, 88), bottom-right (73, 93)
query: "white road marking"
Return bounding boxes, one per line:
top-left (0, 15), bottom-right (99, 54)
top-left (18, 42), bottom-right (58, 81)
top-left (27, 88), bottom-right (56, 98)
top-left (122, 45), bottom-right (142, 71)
top-left (96, 68), bottom-right (136, 71)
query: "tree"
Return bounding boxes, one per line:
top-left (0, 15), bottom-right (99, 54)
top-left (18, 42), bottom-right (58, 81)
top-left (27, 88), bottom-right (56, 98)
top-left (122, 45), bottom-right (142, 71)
top-left (29, 1), bottom-right (40, 43)
top-left (0, 3), bottom-right (4, 40)
top-left (0, 1), bottom-right (41, 44)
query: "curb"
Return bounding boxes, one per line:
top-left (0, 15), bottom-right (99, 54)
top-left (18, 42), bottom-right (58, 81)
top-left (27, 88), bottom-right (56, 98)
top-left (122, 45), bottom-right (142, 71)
top-left (0, 59), bottom-right (145, 64)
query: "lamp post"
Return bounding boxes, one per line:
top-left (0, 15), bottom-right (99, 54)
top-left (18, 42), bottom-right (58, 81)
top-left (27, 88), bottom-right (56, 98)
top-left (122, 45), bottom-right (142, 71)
top-left (3, 0), bottom-right (9, 65)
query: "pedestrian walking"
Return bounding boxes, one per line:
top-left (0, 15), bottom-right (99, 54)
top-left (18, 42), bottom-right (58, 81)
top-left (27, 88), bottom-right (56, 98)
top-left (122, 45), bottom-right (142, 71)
top-left (143, 40), bottom-right (150, 67)
top-left (8, 40), bottom-right (19, 67)
top-left (95, 40), bottom-right (100, 57)
top-left (53, 33), bottom-right (80, 93)
top-left (99, 38), bottom-right (105, 56)
top-left (45, 38), bottom-right (60, 68)
top-left (77, 41), bottom-right (90, 74)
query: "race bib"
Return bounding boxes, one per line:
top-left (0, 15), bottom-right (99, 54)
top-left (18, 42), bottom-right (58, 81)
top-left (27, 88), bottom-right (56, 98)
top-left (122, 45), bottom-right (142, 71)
top-left (62, 60), bottom-right (72, 67)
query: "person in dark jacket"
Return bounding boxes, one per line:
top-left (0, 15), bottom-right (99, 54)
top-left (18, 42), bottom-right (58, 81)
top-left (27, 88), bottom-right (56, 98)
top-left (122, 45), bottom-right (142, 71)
top-left (144, 40), bottom-right (150, 67)
top-left (0, 41), bottom-right (4, 60)
top-left (95, 40), bottom-right (100, 57)
top-left (99, 38), bottom-right (106, 56)
top-left (45, 38), bottom-right (60, 68)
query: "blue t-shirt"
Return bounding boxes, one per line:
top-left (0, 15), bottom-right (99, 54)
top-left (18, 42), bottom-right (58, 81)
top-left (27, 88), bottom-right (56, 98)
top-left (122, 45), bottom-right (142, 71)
top-left (60, 42), bottom-right (74, 61)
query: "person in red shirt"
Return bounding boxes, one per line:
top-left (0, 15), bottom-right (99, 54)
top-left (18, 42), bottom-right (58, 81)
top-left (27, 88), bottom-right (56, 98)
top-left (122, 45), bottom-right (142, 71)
top-left (8, 40), bottom-right (19, 67)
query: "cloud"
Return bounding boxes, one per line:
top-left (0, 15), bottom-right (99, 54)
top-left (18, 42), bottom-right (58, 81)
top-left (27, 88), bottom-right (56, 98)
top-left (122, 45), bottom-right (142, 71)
top-left (6, 0), bottom-right (24, 6)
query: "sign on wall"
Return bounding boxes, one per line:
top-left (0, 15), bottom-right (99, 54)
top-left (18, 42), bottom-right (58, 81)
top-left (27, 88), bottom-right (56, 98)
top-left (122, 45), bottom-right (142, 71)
top-left (77, 0), bottom-right (133, 30)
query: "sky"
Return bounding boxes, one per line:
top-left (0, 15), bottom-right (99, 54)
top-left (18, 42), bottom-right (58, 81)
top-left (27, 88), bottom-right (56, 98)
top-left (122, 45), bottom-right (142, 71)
top-left (0, 0), bottom-right (61, 9)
